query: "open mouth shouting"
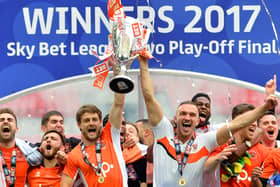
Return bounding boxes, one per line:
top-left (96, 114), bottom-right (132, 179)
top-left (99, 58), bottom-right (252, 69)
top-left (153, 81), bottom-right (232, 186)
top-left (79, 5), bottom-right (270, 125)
top-left (1, 126), bottom-right (11, 136)
top-left (88, 128), bottom-right (97, 133)
top-left (2, 126), bottom-right (10, 132)
top-left (199, 111), bottom-right (209, 123)
top-left (42, 143), bottom-right (57, 160)
top-left (268, 130), bottom-right (274, 135)
top-left (178, 121), bottom-right (193, 138)
top-left (46, 144), bottom-right (52, 151)
top-left (182, 123), bottom-right (191, 128)
top-left (181, 122), bottom-right (192, 132)
top-left (87, 127), bottom-right (99, 138)
top-left (266, 128), bottom-right (277, 139)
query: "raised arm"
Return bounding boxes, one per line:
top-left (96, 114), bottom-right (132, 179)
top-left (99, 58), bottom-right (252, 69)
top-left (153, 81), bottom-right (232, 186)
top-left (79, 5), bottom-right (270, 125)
top-left (138, 56), bottom-right (163, 127)
top-left (108, 92), bottom-right (125, 129)
top-left (216, 84), bottom-right (277, 145)
top-left (109, 60), bottom-right (125, 129)
top-left (265, 74), bottom-right (277, 96)
top-left (265, 74), bottom-right (277, 113)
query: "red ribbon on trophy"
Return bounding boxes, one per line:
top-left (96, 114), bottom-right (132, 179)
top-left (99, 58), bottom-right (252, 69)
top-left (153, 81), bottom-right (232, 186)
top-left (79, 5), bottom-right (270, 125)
top-left (89, 0), bottom-right (153, 91)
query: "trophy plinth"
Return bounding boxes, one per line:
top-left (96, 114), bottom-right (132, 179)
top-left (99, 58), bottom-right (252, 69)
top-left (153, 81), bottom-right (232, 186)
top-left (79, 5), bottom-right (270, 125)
top-left (109, 74), bottom-right (134, 94)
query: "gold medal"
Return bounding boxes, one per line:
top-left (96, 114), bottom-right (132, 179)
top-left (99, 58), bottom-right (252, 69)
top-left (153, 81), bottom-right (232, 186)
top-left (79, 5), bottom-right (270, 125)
top-left (178, 177), bottom-right (186, 186)
top-left (98, 176), bottom-right (105, 183)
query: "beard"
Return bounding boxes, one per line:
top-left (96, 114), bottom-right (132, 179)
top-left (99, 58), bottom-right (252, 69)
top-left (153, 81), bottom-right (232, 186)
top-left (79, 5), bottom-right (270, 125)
top-left (42, 146), bottom-right (60, 160)
top-left (83, 128), bottom-right (101, 142)
top-left (0, 131), bottom-right (16, 143)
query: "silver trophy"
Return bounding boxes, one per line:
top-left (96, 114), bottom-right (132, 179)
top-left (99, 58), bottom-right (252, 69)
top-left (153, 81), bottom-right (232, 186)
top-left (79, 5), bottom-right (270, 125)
top-left (109, 18), bottom-right (139, 94)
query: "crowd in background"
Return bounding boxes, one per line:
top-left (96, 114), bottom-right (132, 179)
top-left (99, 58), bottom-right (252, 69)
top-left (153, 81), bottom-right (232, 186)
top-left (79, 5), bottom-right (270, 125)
top-left (0, 56), bottom-right (279, 187)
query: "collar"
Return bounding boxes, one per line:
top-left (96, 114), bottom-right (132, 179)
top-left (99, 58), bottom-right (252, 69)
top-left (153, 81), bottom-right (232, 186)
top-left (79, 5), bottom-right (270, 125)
top-left (176, 131), bottom-right (197, 145)
top-left (41, 160), bottom-right (60, 167)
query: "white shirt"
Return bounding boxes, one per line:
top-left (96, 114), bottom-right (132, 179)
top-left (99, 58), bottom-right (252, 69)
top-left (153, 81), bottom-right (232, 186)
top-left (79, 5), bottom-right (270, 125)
top-left (152, 116), bottom-right (218, 187)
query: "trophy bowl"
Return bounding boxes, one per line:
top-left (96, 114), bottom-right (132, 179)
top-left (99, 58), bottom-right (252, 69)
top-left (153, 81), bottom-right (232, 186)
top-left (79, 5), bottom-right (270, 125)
top-left (109, 16), bottom-right (143, 94)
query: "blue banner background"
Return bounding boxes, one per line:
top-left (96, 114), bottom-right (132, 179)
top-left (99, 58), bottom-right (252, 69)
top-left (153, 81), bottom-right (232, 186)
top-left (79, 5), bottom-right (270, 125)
top-left (1, 0), bottom-right (280, 97)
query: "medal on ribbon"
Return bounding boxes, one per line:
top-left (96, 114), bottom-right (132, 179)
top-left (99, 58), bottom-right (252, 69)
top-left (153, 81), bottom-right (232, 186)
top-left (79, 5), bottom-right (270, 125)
top-left (173, 136), bottom-right (195, 186)
top-left (81, 139), bottom-right (105, 185)
top-left (98, 176), bottom-right (105, 183)
top-left (178, 177), bottom-right (186, 186)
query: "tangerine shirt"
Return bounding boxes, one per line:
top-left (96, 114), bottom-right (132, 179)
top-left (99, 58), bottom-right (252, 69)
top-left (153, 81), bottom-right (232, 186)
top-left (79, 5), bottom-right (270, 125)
top-left (261, 148), bottom-right (280, 179)
top-left (0, 146), bottom-right (29, 187)
top-left (63, 122), bottom-right (127, 187)
top-left (210, 143), bottom-right (269, 187)
top-left (27, 165), bottom-right (63, 187)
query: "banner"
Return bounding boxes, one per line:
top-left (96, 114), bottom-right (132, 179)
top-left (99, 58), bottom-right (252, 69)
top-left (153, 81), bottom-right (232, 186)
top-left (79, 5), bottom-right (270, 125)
top-left (1, 0), bottom-right (280, 97)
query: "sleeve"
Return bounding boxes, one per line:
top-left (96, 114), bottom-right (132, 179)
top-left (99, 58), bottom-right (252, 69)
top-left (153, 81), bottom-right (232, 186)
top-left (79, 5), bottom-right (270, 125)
top-left (62, 151), bottom-right (79, 179)
top-left (16, 138), bottom-right (43, 166)
top-left (107, 121), bottom-right (128, 183)
top-left (152, 116), bottom-right (174, 140)
top-left (123, 143), bottom-right (148, 164)
top-left (261, 149), bottom-right (280, 179)
top-left (109, 123), bottom-right (121, 150)
top-left (199, 130), bottom-right (219, 152)
top-left (103, 121), bottom-right (120, 145)
top-left (28, 142), bottom-right (40, 148)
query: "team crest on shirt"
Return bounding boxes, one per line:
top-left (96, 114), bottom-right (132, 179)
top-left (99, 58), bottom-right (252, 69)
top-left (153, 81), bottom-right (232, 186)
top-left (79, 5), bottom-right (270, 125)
top-left (35, 171), bottom-right (41, 177)
top-left (248, 150), bottom-right (257, 159)
top-left (192, 144), bottom-right (198, 150)
top-left (16, 150), bottom-right (23, 159)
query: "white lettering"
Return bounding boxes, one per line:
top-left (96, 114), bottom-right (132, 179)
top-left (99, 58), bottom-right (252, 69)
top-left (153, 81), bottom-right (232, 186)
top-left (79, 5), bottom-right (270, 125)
top-left (209, 40), bottom-right (220, 54)
top-left (71, 7), bottom-right (91, 34)
top-left (23, 7), bottom-right (54, 35)
top-left (39, 42), bottom-right (67, 56)
top-left (193, 43), bottom-right (203, 57)
top-left (169, 40), bottom-right (178, 54)
top-left (95, 7), bottom-right (111, 34)
top-left (137, 6), bottom-right (155, 33)
top-left (155, 43), bottom-right (165, 54)
top-left (238, 40), bottom-right (278, 54)
top-left (158, 6), bottom-right (174, 33)
top-left (70, 42), bottom-right (107, 56)
top-left (56, 7), bottom-right (69, 34)
top-left (6, 42), bottom-right (35, 60)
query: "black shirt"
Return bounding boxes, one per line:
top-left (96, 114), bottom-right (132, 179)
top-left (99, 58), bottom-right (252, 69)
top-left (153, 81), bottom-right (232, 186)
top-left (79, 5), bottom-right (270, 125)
top-left (127, 157), bottom-right (147, 187)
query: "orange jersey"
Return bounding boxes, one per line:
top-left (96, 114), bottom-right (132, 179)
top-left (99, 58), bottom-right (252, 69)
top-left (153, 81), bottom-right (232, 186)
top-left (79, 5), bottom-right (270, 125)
top-left (0, 146), bottom-right (29, 187)
top-left (261, 148), bottom-right (280, 179)
top-left (122, 143), bottom-right (147, 164)
top-left (27, 165), bottom-right (63, 187)
top-left (211, 143), bottom-right (269, 187)
top-left (63, 122), bottom-right (126, 187)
